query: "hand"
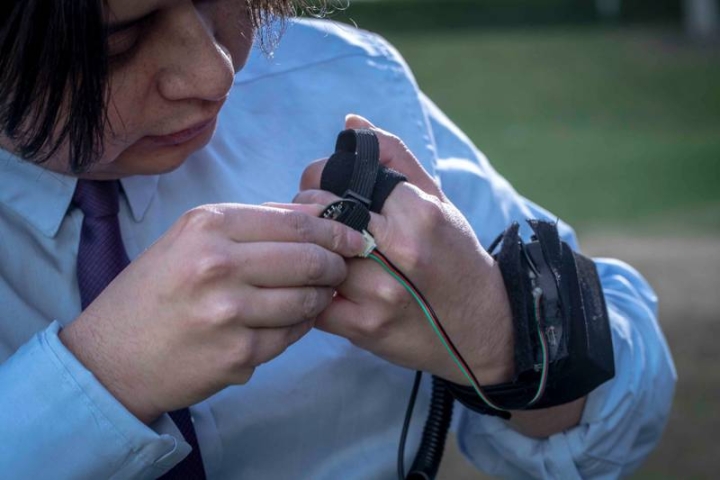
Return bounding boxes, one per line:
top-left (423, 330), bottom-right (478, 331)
top-left (291, 115), bottom-right (515, 387)
top-left (60, 204), bottom-right (366, 424)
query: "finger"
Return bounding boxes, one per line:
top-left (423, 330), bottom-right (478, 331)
top-left (238, 242), bottom-right (348, 287)
top-left (345, 114), bottom-right (443, 198)
top-left (313, 295), bottom-right (363, 339)
top-left (243, 320), bottom-right (315, 368)
top-left (302, 118), bottom-right (441, 198)
top-left (314, 294), bottom-right (404, 353)
top-left (334, 256), bottom-right (412, 307)
top-left (292, 189), bottom-right (341, 206)
top-left (226, 366), bottom-right (255, 386)
top-left (263, 202), bottom-right (328, 217)
top-left (292, 185), bottom-right (439, 259)
top-left (365, 182), bottom-right (442, 235)
top-left (191, 204), bottom-right (365, 257)
top-left (243, 286), bottom-right (335, 328)
top-left (299, 158), bottom-right (328, 191)
top-left (293, 190), bottom-right (391, 244)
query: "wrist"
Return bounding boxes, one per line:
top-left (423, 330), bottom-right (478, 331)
top-left (440, 261), bottom-right (514, 387)
top-left (59, 318), bottom-right (163, 424)
top-left (477, 261), bottom-right (515, 384)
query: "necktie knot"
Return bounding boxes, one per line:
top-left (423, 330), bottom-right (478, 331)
top-left (73, 179), bottom-right (120, 218)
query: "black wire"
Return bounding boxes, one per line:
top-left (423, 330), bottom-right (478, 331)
top-left (487, 230), bottom-right (505, 255)
top-left (398, 371), bottom-right (423, 480)
top-left (407, 377), bottom-right (455, 480)
top-left (520, 241), bottom-right (541, 278)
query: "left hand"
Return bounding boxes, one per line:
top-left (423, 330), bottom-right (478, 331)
top-left (288, 115), bottom-right (515, 386)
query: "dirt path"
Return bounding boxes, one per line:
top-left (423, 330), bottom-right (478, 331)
top-left (437, 234), bottom-right (720, 479)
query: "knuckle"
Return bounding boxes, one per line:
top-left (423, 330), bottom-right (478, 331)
top-left (180, 205), bottom-right (225, 233)
top-left (191, 248), bottom-right (231, 281)
top-left (301, 245), bottom-right (327, 282)
top-left (396, 238), bottom-right (431, 272)
top-left (329, 223), bottom-right (346, 253)
top-left (358, 313), bottom-right (393, 339)
top-left (387, 134), bottom-right (414, 161)
top-left (279, 327), bottom-right (303, 353)
top-left (387, 132), bottom-right (405, 151)
top-left (299, 288), bottom-right (329, 320)
top-left (299, 289), bottom-right (318, 320)
top-left (230, 332), bottom-right (256, 368)
top-left (375, 276), bottom-right (411, 306)
top-left (416, 198), bottom-right (445, 228)
top-left (208, 294), bottom-right (241, 324)
top-left (288, 210), bottom-right (313, 243)
top-left (193, 292), bottom-right (242, 330)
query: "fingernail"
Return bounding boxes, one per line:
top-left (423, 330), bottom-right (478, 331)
top-left (345, 113), bottom-right (374, 128)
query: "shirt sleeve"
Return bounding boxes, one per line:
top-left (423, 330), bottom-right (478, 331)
top-left (0, 321), bottom-right (191, 479)
top-left (422, 93), bottom-right (677, 479)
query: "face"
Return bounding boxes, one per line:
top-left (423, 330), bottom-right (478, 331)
top-left (56, 0), bottom-right (254, 178)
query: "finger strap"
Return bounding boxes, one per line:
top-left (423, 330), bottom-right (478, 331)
top-left (320, 129), bottom-right (406, 220)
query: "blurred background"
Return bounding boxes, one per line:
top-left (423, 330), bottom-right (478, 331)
top-left (312, 0), bottom-right (720, 478)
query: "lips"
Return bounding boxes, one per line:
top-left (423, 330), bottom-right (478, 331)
top-left (145, 117), bottom-right (216, 146)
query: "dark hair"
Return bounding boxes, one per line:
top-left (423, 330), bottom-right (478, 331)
top-left (0, 1), bottom-right (324, 173)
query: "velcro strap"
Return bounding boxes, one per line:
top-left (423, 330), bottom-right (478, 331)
top-left (320, 129), bottom-right (406, 215)
top-left (337, 129), bottom-right (379, 207)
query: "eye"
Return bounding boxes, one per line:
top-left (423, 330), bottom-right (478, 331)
top-left (105, 12), bottom-right (156, 60)
top-left (107, 24), bottom-right (141, 58)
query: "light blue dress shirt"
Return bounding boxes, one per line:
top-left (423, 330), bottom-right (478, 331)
top-left (0, 19), bottom-right (675, 479)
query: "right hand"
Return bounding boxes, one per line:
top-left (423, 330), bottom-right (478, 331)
top-left (60, 204), bottom-right (365, 424)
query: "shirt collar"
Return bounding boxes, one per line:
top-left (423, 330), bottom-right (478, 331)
top-left (120, 173), bottom-right (160, 225)
top-left (0, 149), bottom-right (159, 238)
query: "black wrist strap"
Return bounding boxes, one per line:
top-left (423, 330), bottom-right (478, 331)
top-left (444, 221), bottom-right (615, 418)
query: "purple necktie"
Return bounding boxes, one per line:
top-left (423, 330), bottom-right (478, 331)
top-left (73, 180), bottom-right (206, 479)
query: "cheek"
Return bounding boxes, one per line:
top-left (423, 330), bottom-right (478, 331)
top-left (103, 64), bottom-right (154, 150)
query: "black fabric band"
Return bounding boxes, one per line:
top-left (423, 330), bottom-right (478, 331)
top-left (336, 129), bottom-right (379, 207)
top-left (320, 129), bottom-right (406, 215)
top-left (443, 220), bottom-right (615, 417)
top-left (368, 167), bottom-right (407, 213)
top-left (321, 199), bottom-right (372, 233)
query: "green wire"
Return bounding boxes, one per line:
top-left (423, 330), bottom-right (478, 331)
top-left (529, 290), bottom-right (549, 405)
top-left (367, 253), bottom-right (506, 411)
top-left (367, 251), bottom-right (550, 411)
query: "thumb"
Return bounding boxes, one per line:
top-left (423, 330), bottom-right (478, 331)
top-left (345, 113), bottom-right (375, 130)
top-left (343, 114), bottom-right (442, 197)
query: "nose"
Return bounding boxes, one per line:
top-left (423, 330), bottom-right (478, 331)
top-left (155, 4), bottom-right (234, 103)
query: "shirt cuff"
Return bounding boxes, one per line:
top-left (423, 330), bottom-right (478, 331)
top-left (0, 321), bottom-right (191, 479)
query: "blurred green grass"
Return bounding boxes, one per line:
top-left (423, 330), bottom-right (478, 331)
top-left (368, 26), bottom-right (720, 232)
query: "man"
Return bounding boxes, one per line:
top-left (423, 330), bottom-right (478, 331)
top-left (0, 1), bottom-right (675, 478)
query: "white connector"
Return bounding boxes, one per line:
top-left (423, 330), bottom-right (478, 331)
top-left (359, 230), bottom-right (377, 257)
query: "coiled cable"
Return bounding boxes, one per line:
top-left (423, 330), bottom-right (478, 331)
top-left (406, 376), bottom-right (455, 480)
